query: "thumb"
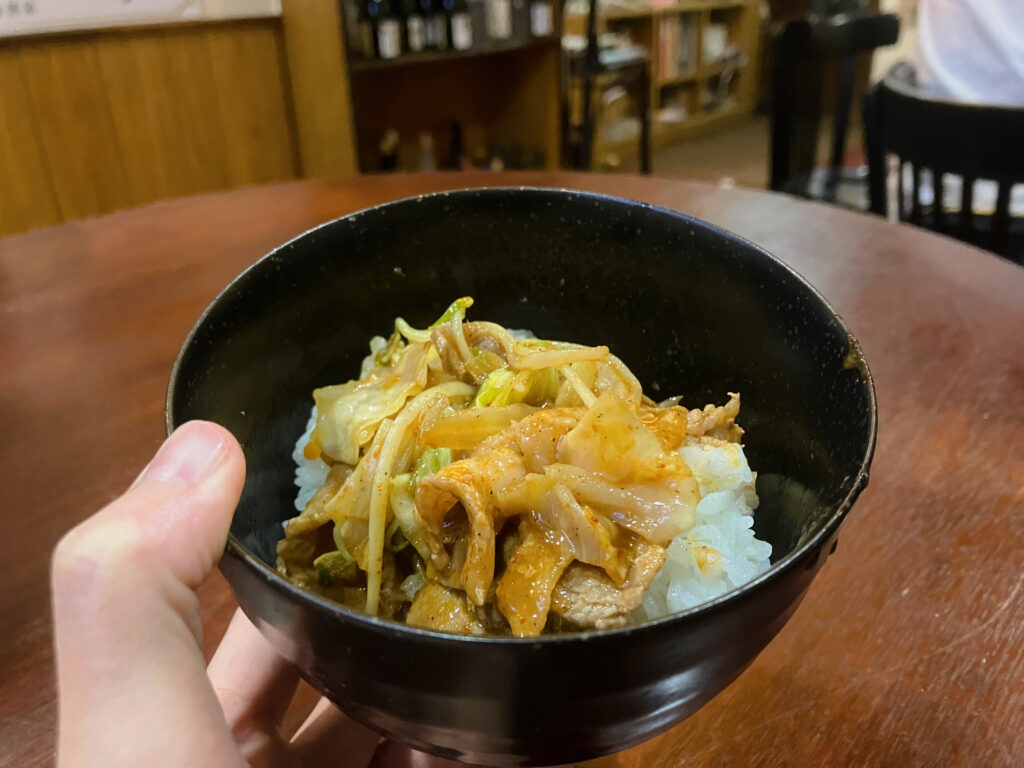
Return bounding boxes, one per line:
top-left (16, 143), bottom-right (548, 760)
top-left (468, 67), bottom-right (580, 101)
top-left (52, 421), bottom-right (247, 768)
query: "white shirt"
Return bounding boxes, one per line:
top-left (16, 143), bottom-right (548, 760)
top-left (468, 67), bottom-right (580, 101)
top-left (916, 0), bottom-right (1024, 107)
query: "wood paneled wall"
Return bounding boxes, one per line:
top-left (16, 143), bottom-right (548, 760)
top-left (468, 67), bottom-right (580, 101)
top-left (0, 19), bottom-right (307, 237)
top-left (280, 0), bottom-right (360, 179)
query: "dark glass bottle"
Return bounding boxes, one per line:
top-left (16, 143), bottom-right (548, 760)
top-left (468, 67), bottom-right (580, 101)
top-left (430, 0), bottom-right (450, 49)
top-left (354, 0), bottom-right (378, 58)
top-left (375, 0), bottom-right (402, 59)
top-left (510, 0), bottom-right (530, 42)
top-left (446, 0), bottom-right (473, 51)
top-left (379, 129), bottom-right (400, 171)
top-left (529, 0), bottom-right (553, 37)
top-left (402, 0), bottom-right (427, 53)
top-left (417, 0), bottom-right (447, 50)
top-left (484, 0), bottom-right (512, 41)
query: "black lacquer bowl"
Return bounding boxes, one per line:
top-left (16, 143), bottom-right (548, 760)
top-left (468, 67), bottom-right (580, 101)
top-left (167, 188), bottom-right (876, 766)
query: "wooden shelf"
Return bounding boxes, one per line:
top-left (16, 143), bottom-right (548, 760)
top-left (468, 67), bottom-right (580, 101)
top-left (569, 0), bottom-right (760, 166)
top-left (699, 58), bottom-right (743, 78)
top-left (348, 36), bottom-right (559, 73)
top-left (653, 100), bottom-right (747, 143)
top-left (593, 99), bottom-right (750, 165)
top-left (658, 71), bottom-right (698, 86)
top-left (570, 0), bottom-right (746, 21)
top-left (658, 56), bottom-right (744, 86)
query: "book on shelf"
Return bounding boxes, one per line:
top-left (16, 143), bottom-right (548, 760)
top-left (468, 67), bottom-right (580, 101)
top-left (657, 13), bottom-right (696, 80)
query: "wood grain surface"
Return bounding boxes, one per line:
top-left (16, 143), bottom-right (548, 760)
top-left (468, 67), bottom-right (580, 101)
top-left (280, 0), bottom-right (361, 180)
top-left (0, 20), bottom-right (299, 238)
top-left (1, 173), bottom-right (1021, 767)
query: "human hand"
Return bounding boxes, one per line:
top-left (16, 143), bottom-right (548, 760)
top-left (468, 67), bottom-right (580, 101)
top-left (52, 421), bottom-right (463, 767)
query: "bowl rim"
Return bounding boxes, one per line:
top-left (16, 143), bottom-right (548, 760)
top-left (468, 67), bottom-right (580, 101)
top-left (166, 185), bottom-right (878, 646)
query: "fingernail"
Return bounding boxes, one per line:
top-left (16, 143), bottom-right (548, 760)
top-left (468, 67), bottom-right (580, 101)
top-left (142, 423), bottom-right (226, 486)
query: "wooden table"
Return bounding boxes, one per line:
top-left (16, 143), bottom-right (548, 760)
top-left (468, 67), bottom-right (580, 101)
top-left (2, 173), bottom-right (1022, 766)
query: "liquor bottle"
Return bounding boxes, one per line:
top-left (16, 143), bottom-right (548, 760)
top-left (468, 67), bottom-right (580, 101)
top-left (467, 0), bottom-right (488, 48)
top-left (376, 0), bottom-right (402, 59)
top-left (418, 132), bottom-right (438, 172)
top-left (446, 0), bottom-right (473, 51)
top-left (529, 0), bottom-right (553, 37)
top-left (511, 0), bottom-right (530, 42)
top-left (418, 0), bottom-right (447, 49)
top-left (379, 129), bottom-right (400, 171)
top-left (403, 0), bottom-right (427, 53)
top-left (354, 0), bottom-right (377, 58)
top-left (448, 121), bottom-right (465, 169)
top-left (485, 0), bottom-right (512, 42)
top-left (430, 0), bottom-right (450, 49)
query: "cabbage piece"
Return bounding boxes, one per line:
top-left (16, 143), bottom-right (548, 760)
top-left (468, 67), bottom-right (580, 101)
top-left (400, 571), bottom-right (426, 601)
top-left (467, 347), bottom-right (507, 380)
top-left (542, 484), bottom-right (629, 583)
top-left (364, 383), bottom-right (473, 615)
top-left (384, 518), bottom-right (410, 552)
top-left (473, 367), bottom-right (560, 408)
top-left (495, 474), bottom-right (635, 584)
top-left (315, 420), bottom-right (392, 570)
top-left (511, 366), bottom-right (559, 406)
top-left (313, 550), bottom-right (358, 587)
top-left (307, 342), bottom-right (430, 464)
top-left (418, 403), bottom-right (536, 449)
top-left (558, 392), bottom-right (663, 483)
top-left (472, 368), bottom-right (516, 408)
top-left (390, 472), bottom-right (433, 562)
top-left (412, 447), bottom-right (452, 486)
top-left (543, 463), bottom-right (698, 544)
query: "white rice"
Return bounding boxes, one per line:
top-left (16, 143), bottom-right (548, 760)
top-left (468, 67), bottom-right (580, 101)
top-left (635, 441), bottom-right (771, 621)
top-left (292, 408), bottom-right (329, 512)
top-left (291, 331), bottom-right (771, 620)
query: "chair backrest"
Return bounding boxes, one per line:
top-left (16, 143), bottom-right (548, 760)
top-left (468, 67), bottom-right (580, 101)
top-left (770, 12), bottom-right (900, 191)
top-left (864, 63), bottom-right (1024, 258)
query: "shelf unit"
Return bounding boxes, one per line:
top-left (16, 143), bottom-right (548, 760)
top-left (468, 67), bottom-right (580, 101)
top-left (565, 0), bottom-right (761, 166)
top-left (342, 6), bottom-right (564, 174)
top-left (347, 35), bottom-right (561, 72)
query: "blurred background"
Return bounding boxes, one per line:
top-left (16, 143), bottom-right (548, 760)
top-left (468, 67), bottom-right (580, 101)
top-left (0, 0), bottom-right (1020, 260)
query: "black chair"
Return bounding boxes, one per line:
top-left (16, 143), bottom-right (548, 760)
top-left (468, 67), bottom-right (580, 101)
top-left (770, 9), bottom-right (899, 208)
top-left (864, 63), bottom-right (1024, 263)
top-left (563, 0), bottom-right (652, 173)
